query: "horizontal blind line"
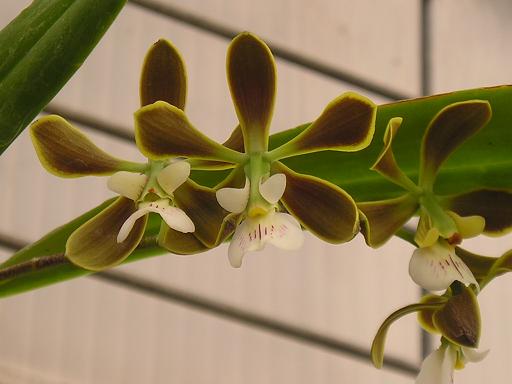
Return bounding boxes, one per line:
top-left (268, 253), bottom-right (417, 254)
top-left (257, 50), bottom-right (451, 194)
top-left (0, 236), bottom-right (418, 377)
top-left (129, 0), bottom-right (414, 101)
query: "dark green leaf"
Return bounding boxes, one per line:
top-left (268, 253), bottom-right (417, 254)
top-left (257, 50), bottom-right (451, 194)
top-left (0, 0), bottom-right (127, 154)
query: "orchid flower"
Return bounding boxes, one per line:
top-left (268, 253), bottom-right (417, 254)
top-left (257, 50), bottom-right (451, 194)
top-left (134, 32), bottom-right (377, 267)
top-left (417, 342), bottom-right (488, 384)
top-left (29, 39), bottom-right (198, 271)
top-left (358, 103), bottom-right (512, 291)
top-left (216, 173), bottom-right (303, 267)
top-left (372, 282), bottom-right (486, 384)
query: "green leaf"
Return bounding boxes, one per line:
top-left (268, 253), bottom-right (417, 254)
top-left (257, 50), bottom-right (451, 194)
top-left (0, 199), bottom-right (164, 298)
top-left (0, 0), bottom-right (127, 154)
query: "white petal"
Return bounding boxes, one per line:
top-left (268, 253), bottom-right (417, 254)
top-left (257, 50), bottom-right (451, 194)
top-left (157, 161), bottom-right (191, 195)
top-left (409, 242), bottom-right (478, 291)
top-left (143, 199), bottom-right (195, 233)
top-left (107, 171), bottom-right (147, 201)
top-left (227, 211), bottom-right (303, 268)
top-left (416, 346), bottom-right (456, 384)
top-left (216, 177), bottom-right (250, 213)
top-left (462, 347), bottom-right (489, 363)
top-left (117, 209), bottom-right (149, 243)
top-left (259, 173), bottom-right (286, 204)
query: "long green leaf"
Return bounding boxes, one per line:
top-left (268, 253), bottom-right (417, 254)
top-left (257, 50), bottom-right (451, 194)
top-left (0, 0), bottom-right (127, 154)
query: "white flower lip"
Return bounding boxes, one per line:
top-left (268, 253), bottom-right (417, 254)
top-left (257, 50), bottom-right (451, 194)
top-left (409, 241), bottom-right (478, 292)
top-left (228, 211), bottom-right (303, 268)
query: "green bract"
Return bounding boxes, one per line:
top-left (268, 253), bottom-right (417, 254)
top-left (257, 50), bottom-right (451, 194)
top-left (134, 32), bottom-right (377, 267)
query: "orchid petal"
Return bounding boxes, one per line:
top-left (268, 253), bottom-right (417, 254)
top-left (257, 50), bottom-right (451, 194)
top-left (216, 177), bottom-right (250, 214)
top-left (66, 197), bottom-right (147, 271)
top-left (462, 347), bottom-right (489, 363)
top-left (118, 199), bottom-right (194, 243)
top-left (227, 32), bottom-right (276, 152)
top-left (441, 189), bottom-right (512, 235)
top-left (223, 125), bottom-right (245, 152)
top-left (156, 160), bottom-right (191, 195)
top-left (107, 171), bottom-right (147, 201)
top-left (266, 213), bottom-right (304, 250)
top-left (371, 117), bottom-right (417, 191)
top-left (409, 242), bottom-right (478, 291)
top-left (140, 39), bottom-right (187, 109)
top-left (145, 200), bottom-right (195, 233)
top-left (135, 101), bottom-right (242, 162)
top-left (259, 173), bottom-right (286, 204)
top-left (446, 211), bottom-right (485, 239)
top-left (158, 224), bottom-right (209, 255)
top-left (419, 100), bottom-right (492, 187)
top-left (416, 346), bottom-right (456, 384)
top-left (371, 301), bottom-right (445, 369)
top-left (454, 247), bottom-right (496, 283)
top-left (275, 162), bottom-right (358, 243)
top-left (433, 285), bottom-right (481, 347)
top-left (227, 212), bottom-right (303, 268)
top-left (215, 165), bottom-right (247, 189)
top-left (117, 208), bottom-right (149, 243)
top-left (358, 194), bottom-right (419, 248)
top-left (174, 180), bottom-right (237, 247)
top-left (30, 115), bottom-right (131, 177)
top-left (271, 92), bottom-right (376, 159)
top-left (417, 294), bottom-right (445, 334)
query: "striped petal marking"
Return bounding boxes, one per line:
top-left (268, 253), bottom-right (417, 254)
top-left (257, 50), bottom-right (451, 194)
top-left (228, 211), bottom-right (303, 268)
top-left (409, 241), bottom-right (478, 292)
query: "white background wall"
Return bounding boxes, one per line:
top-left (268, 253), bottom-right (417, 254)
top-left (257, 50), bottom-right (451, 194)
top-left (0, 1), bottom-right (511, 383)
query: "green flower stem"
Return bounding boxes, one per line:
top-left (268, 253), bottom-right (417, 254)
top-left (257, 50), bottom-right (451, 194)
top-left (394, 228), bottom-right (417, 247)
top-left (420, 193), bottom-right (458, 238)
top-left (0, 253), bottom-right (68, 282)
top-left (265, 141), bottom-right (297, 162)
top-left (122, 161), bottom-right (149, 173)
top-left (215, 146), bottom-right (248, 164)
top-left (246, 153), bottom-right (271, 214)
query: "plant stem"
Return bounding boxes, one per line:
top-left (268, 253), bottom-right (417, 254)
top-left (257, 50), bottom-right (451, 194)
top-left (0, 253), bottom-right (69, 282)
top-left (395, 227), bottom-right (417, 247)
top-left (0, 236), bottom-right (160, 283)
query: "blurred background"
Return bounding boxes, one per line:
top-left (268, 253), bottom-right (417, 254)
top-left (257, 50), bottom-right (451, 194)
top-left (1, 0), bottom-right (511, 382)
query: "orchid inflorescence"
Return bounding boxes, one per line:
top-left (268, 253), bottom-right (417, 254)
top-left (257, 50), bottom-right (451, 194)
top-left (29, 32), bottom-right (512, 382)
